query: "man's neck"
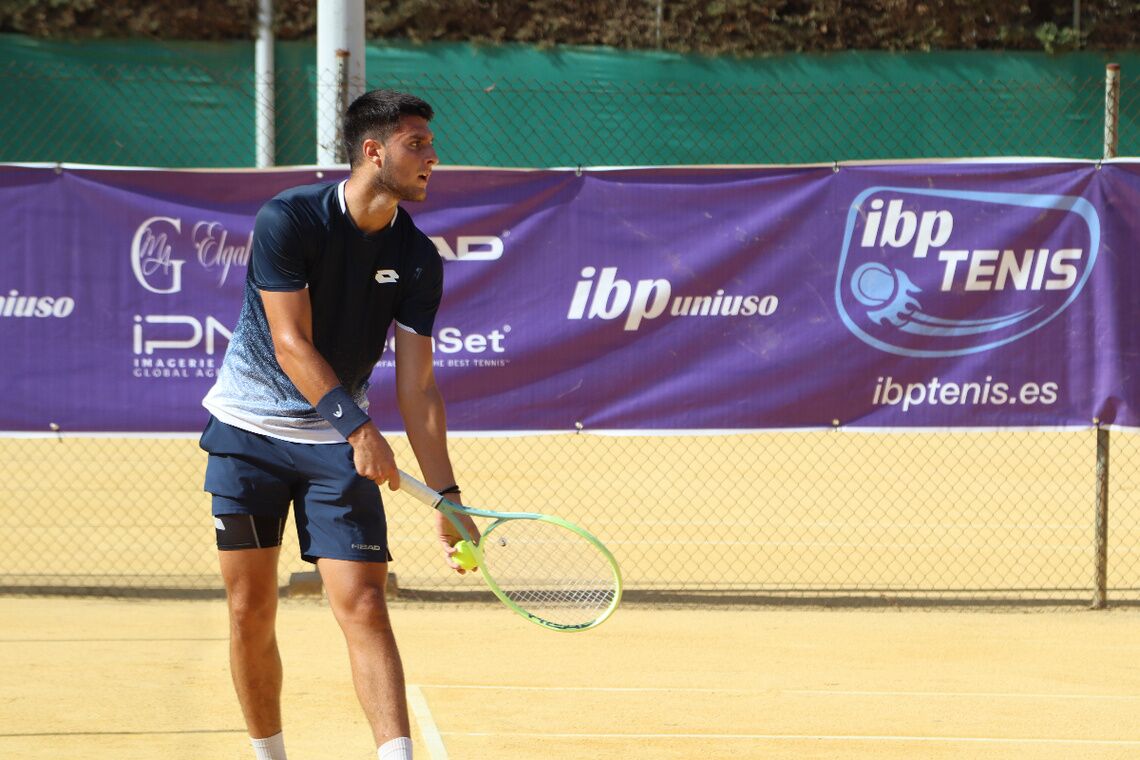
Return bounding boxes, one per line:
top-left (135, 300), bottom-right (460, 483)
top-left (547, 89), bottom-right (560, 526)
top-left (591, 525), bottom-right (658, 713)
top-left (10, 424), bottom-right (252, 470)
top-left (343, 175), bottom-right (398, 233)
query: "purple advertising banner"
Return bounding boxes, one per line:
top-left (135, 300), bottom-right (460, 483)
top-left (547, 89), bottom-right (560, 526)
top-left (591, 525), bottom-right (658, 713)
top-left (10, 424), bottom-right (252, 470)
top-left (2, 161), bottom-right (1139, 433)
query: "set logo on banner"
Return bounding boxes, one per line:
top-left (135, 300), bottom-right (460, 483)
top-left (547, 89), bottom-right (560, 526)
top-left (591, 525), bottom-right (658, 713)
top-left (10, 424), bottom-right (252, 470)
top-left (836, 187), bottom-right (1100, 357)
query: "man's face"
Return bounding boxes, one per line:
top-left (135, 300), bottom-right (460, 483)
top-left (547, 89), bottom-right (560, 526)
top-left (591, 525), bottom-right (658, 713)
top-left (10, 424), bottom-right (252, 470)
top-left (376, 115), bottom-right (438, 202)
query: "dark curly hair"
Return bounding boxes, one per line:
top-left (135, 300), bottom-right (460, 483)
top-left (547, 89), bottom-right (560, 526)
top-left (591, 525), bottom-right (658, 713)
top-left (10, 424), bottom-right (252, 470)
top-left (343, 89), bottom-right (434, 167)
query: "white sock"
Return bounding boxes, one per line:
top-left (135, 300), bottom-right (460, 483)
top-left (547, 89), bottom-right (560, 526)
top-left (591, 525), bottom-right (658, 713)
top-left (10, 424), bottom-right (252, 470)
top-left (250, 731), bottom-right (287, 760)
top-left (378, 736), bottom-right (413, 760)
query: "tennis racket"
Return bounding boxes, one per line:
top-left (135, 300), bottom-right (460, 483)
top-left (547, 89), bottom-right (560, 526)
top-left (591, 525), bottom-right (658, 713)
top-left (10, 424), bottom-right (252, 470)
top-left (397, 470), bottom-right (623, 632)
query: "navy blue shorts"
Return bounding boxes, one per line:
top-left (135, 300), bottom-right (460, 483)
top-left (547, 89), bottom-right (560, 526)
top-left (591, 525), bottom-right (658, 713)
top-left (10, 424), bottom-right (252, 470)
top-left (199, 416), bottom-right (392, 564)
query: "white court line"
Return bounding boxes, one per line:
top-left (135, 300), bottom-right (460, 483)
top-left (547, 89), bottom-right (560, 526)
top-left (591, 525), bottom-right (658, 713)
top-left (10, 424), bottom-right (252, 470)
top-left (419, 683), bottom-right (1140, 702)
top-left (791, 688), bottom-right (1140, 702)
top-left (406, 685), bottom-right (449, 760)
top-left (442, 731), bottom-right (1140, 747)
top-left (421, 686), bottom-right (1140, 747)
top-left (418, 683), bottom-right (727, 694)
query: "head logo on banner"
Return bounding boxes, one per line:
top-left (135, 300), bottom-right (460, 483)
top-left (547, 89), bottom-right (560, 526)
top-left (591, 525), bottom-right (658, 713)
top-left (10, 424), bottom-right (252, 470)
top-left (836, 187), bottom-right (1100, 358)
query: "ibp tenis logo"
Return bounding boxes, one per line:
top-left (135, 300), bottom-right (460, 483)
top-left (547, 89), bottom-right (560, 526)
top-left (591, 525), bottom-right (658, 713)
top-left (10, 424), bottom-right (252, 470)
top-left (836, 186), bottom-right (1100, 357)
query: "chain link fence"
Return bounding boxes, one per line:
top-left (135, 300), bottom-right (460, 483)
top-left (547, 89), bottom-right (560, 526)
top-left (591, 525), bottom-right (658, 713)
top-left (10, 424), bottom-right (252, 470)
top-left (2, 56), bottom-right (1139, 604)
top-left (1, 63), bottom-right (1135, 167)
top-left (4, 430), bottom-right (1140, 605)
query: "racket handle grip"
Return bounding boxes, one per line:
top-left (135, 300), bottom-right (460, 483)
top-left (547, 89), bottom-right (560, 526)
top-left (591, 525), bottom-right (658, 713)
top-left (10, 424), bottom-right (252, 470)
top-left (396, 469), bottom-right (444, 508)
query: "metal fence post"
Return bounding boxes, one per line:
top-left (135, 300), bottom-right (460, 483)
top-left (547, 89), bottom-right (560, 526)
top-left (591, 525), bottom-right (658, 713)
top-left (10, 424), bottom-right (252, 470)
top-left (1092, 63), bottom-right (1120, 610)
top-left (334, 48), bottom-right (350, 164)
top-left (1105, 63), bottom-right (1120, 159)
top-left (1094, 422), bottom-right (1110, 608)
top-left (254, 0), bottom-right (275, 168)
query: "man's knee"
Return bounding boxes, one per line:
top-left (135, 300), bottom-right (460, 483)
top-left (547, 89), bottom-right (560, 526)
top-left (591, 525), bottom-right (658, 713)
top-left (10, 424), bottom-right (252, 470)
top-left (221, 555), bottom-right (280, 637)
top-left (332, 583), bottom-right (392, 629)
top-left (226, 585), bottom-right (277, 631)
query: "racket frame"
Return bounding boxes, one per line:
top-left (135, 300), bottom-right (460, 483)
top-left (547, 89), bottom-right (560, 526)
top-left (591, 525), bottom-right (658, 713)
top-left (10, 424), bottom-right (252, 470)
top-left (397, 470), bottom-right (623, 631)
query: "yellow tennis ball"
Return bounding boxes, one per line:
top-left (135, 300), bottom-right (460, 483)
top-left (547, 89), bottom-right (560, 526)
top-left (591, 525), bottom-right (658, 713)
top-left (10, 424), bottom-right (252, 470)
top-left (452, 540), bottom-right (479, 571)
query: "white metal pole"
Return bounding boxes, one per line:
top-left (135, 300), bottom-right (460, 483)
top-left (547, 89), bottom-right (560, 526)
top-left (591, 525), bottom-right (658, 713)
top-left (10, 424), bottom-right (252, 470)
top-left (316, 0), bottom-right (366, 165)
top-left (254, 0), bottom-right (275, 168)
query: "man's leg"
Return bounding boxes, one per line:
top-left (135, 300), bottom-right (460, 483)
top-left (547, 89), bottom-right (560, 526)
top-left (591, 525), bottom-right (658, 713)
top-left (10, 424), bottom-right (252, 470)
top-left (220, 546), bottom-right (285, 741)
top-left (202, 416), bottom-right (295, 759)
top-left (317, 558), bottom-right (410, 747)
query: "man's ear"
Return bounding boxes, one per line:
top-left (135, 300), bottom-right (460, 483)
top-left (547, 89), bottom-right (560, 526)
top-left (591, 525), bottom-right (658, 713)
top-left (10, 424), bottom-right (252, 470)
top-left (361, 137), bottom-right (384, 168)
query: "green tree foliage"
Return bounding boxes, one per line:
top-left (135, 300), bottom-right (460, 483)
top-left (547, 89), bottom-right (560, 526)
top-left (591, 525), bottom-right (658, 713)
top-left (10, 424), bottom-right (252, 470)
top-left (1, 0), bottom-right (1137, 53)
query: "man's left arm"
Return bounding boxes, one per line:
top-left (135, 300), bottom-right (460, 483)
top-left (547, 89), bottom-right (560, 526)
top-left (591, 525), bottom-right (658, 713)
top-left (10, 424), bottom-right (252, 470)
top-left (394, 326), bottom-right (479, 569)
top-left (394, 326), bottom-right (454, 487)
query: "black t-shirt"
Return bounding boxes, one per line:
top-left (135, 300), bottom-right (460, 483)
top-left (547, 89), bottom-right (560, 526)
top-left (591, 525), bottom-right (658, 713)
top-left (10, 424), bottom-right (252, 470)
top-left (203, 180), bottom-right (443, 442)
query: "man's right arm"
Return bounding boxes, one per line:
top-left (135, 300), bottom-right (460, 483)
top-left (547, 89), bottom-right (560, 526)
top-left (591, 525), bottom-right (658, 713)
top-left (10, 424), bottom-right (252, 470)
top-left (260, 288), bottom-right (399, 488)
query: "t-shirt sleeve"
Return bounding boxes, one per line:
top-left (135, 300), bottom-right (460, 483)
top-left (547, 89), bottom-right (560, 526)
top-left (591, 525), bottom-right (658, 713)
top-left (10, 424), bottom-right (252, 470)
top-left (395, 236), bottom-right (444, 336)
top-left (250, 197), bottom-right (309, 292)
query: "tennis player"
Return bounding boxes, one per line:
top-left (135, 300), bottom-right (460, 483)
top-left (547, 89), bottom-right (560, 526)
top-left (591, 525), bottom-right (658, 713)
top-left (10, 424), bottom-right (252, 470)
top-left (199, 89), bottom-right (477, 760)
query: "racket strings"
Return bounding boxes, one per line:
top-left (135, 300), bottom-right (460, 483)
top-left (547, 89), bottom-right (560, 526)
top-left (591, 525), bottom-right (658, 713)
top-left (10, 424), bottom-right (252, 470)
top-left (480, 518), bottom-right (617, 628)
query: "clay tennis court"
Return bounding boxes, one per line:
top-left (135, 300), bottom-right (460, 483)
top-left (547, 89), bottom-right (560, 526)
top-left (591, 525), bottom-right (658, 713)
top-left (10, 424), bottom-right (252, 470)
top-left (4, 431), bottom-right (1140, 758)
top-left (4, 596), bottom-right (1140, 759)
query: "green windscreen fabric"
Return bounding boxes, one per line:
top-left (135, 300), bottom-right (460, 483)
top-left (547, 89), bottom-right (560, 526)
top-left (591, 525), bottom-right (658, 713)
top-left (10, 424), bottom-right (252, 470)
top-left (1, 35), bottom-right (258, 166)
top-left (1, 34), bottom-right (1135, 167)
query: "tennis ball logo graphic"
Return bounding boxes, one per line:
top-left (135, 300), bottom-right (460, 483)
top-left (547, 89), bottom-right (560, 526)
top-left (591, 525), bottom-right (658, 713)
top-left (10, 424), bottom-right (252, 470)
top-left (849, 263), bottom-right (922, 327)
top-left (851, 262), bottom-right (895, 306)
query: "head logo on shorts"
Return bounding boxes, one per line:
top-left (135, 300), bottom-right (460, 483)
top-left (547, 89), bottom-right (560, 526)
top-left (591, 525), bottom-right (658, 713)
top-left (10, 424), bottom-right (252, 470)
top-left (836, 186), bottom-right (1100, 357)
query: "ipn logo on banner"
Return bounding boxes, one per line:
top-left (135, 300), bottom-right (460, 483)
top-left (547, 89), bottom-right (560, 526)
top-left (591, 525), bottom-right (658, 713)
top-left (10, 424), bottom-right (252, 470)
top-left (836, 186), bottom-right (1100, 358)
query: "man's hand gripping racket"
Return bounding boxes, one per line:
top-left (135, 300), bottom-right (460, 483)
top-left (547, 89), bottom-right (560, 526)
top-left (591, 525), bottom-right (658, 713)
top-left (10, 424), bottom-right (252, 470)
top-left (397, 470), bottom-right (623, 632)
